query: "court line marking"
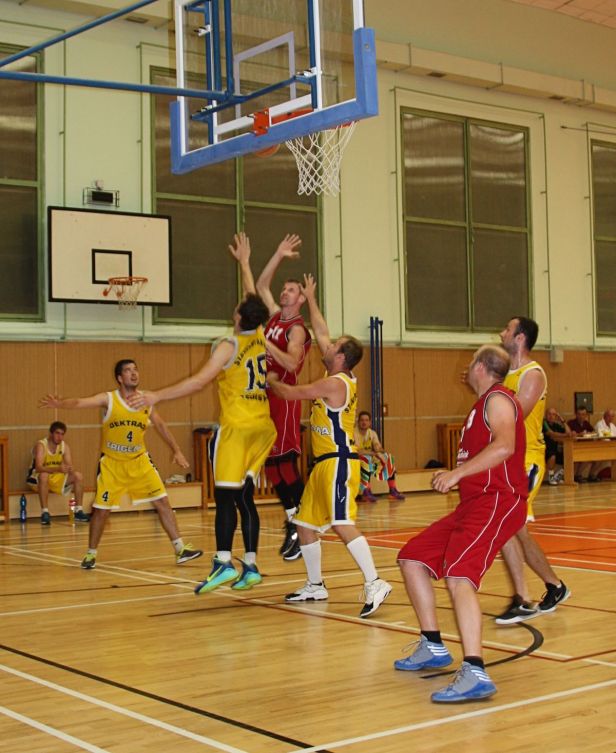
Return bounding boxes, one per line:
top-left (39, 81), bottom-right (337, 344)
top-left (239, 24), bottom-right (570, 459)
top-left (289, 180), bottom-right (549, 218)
top-left (0, 664), bottom-right (249, 753)
top-left (284, 678), bottom-right (616, 753)
top-left (0, 705), bottom-right (111, 753)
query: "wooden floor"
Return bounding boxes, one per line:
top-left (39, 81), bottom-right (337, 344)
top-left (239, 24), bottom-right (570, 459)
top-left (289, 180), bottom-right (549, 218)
top-left (1, 483), bottom-right (615, 753)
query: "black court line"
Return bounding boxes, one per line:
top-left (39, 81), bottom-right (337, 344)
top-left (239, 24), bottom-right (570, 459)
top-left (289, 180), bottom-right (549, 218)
top-left (0, 643), bottom-right (332, 751)
top-left (420, 618), bottom-right (544, 680)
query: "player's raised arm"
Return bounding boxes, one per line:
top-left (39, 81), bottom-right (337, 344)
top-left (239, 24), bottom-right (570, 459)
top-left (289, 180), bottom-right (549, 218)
top-left (256, 234), bottom-right (302, 315)
top-left (39, 392), bottom-right (108, 411)
top-left (228, 232), bottom-right (256, 296)
top-left (301, 273), bottom-right (330, 356)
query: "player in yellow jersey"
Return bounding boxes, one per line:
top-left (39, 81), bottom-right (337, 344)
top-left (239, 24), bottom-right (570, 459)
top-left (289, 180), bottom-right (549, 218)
top-left (26, 421), bottom-right (88, 525)
top-left (496, 316), bottom-right (570, 623)
top-left (267, 274), bottom-right (392, 619)
top-left (128, 233), bottom-right (276, 593)
top-left (40, 360), bottom-right (202, 569)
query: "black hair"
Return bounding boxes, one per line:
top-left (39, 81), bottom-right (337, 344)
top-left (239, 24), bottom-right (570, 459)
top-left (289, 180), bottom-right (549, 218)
top-left (49, 421), bottom-right (67, 434)
top-left (238, 294), bottom-right (270, 331)
top-left (114, 359), bottom-right (136, 381)
top-left (513, 316), bottom-right (539, 351)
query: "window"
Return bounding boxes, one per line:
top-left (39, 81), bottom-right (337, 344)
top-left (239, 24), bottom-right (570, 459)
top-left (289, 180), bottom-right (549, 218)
top-left (151, 69), bottom-right (319, 324)
top-left (591, 140), bottom-right (616, 335)
top-left (0, 46), bottom-right (42, 318)
top-left (401, 109), bottom-right (531, 331)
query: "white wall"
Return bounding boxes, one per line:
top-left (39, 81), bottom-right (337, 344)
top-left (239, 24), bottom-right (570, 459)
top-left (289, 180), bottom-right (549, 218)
top-left (1, 0), bottom-right (616, 349)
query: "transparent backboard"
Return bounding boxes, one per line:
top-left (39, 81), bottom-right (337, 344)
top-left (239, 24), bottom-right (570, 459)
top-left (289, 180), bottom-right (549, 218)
top-left (171, 0), bottom-right (377, 172)
top-left (48, 207), bottom-right (172, 305)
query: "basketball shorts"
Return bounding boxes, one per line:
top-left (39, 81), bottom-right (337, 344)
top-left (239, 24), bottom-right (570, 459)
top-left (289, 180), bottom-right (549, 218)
top-left (268, 393), bottom-right (303, 457)
top-left (294, 457), bottom-right (360, 533)
top-left (398, 490), bottom-right (526, 590)
top-left (209, 419), bottom-right (276, 488)
top-left (27, 472), bottom-right (68, 495)
top-left (94, 452), bottom-right (166, 509)
top-left (526, 457), bottom-right (545, 522)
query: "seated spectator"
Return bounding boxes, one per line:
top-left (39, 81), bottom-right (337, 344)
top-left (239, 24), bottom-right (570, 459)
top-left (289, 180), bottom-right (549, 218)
top-left (26, 421), bottom-right (89, 525)
top-left (353, 411), bottom-right (405, 502)
top-left (567, 407), bottom-right (599, 482)
top-left (543, 408), bottom-right (572, 485)
top-left (592, 408), bottom-right (616, 480)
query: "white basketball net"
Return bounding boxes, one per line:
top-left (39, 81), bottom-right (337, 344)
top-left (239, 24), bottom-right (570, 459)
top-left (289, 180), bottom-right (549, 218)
top-left (105, 277), bottom-right (148, 310)
top-left (285, 122), bottom-right (357, 196)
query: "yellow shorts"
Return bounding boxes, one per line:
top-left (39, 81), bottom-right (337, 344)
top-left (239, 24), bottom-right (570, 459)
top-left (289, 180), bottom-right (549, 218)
top-left (294, 457), bottom-right (360, 533)
top-left (526, 460), bottom-right (545, 522)
top-left (27, 472), bottom-right (68, 495)
top-left (210, 420), bottom-right (276, 488)
top-left (94, 453), bottom-right (166, 509)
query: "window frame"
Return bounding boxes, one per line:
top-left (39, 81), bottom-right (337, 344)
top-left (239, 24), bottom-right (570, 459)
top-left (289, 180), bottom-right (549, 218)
top-left (0, 43), bottom-right (45, 321)
top-left (400, 106), bottom-right (533, 334)
top-left (590, 138), bottom-right (616, 337)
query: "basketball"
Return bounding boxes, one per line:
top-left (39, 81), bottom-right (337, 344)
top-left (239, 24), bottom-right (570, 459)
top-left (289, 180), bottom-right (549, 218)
top-left (253, 143), bottom-right (281, 158)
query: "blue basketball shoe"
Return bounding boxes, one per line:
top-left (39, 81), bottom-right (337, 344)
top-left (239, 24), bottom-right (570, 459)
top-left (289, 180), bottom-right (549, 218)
top-left (394, 635), bottom-right (453, 671)
top-left (194, 557), bottom-right (239, 594)
top-left (431, 662), bottom-right (497, 703)
top-left (231, 560), bottom-right (262, 590)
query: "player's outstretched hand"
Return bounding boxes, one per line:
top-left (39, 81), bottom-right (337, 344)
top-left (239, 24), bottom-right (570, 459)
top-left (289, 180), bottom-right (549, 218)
top-left (173, 450), bottom-right (190, 469)
top-left (276, 234), bottom-right (301, 259)
top-left (126, 391), bottom-right (157, 409)
top-left (228, 232), bottom-right (251, 264)
top-left (301, 273), bottom-right (316, 300)
top-left (39, 394), bottom-right (61, 409)
top-left (432, 469), bottom-right (458, 494)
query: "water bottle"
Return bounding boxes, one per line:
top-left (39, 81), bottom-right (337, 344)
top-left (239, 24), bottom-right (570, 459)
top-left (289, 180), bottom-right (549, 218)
top-left (68, 496), bottom-right (76, 524)
top-left (19, 494), bottom-right (27, 523)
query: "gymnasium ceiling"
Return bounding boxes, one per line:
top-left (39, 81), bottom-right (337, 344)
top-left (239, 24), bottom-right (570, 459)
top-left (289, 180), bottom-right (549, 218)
top-left (506, 0), bottom-right (616, 30)
top-left (11, 0), bottom-right (616, 32)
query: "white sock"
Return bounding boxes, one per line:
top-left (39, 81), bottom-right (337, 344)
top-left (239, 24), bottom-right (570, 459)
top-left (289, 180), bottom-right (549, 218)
top-left (286, 507), bottom-right (297, 521)
top-left (346, 535), bottom-right (378, 583)
top-left (216, 550), bottom-right (232, 563)
top-left (42, 507), bottom-right (49, 513)
top-left (300, 540), bottom-right (322, 584)
top-left (172, 538), bottom-right (184, 554)
top-left (244, 552), bottom-right (256, 565)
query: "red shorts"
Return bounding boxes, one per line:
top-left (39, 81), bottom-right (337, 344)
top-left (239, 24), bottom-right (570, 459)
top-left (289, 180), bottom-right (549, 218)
top-left (397, 491), bottom-right (526, 589)
top-left (268, 393), bottom-right (302, 457)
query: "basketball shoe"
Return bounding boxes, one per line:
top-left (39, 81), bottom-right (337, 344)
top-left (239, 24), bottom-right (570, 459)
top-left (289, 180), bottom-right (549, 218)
top-left (431, 662), bottom-right (496, 703)
top-left (81, 552), bottom-right (96, 570)
top-left (360, 578), bottom-right (392, 618)
top-left (394, 635), bottom-right (453, 671)
top-left (194, 557), bottom-right (239, 594)
top-left (176, 544), bottom-right (203, 564)
top-left (231, 561), bottom-right (262, 590)
top-left (494, 594), bottom-right (538, 624)
top-left (285, 581), bottom-right (328, 602)
top-left (537, 581), bottom-right (570, 613)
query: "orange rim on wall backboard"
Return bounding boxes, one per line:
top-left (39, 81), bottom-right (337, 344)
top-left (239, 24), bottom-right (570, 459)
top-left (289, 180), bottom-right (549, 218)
top-left (170, 0), bottom-right (378, 182)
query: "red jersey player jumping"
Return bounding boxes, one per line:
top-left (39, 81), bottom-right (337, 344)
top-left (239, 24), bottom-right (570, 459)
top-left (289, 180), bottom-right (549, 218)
top-left (256, 234), bottom-right (312, 561)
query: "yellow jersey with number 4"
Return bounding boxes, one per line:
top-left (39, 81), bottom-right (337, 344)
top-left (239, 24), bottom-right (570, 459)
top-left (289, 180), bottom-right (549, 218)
top-left (101, 390), bottom-right (151, 461)
top-left (216, 328), bottom-right (271, 427)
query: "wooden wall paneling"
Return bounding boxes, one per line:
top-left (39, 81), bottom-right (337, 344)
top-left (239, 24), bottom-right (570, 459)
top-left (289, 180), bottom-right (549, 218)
top-left (382, 347), bottom-right (414, 418)
top-left (382, 417), bottom-right (415, 469)
top-left (541, 350), bottom-right (590, 420)
top-left (0, 342), bottom-right (56, 427)
top-left (412, 348), bottom-right (475, 420)
top-left (146, 424), bottom-right (194, 483)
top-left (186, 344), bottom-right (219, 425)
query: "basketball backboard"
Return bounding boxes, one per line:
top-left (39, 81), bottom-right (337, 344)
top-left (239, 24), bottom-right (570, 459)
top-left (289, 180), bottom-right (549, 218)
top-left (170, 0), bottom-right (377, 173)
top-left (48, 207), bottom-right (172, 305)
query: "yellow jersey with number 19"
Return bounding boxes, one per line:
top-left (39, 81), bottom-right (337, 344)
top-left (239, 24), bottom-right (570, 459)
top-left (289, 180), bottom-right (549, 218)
top-left (101, 390), bottom-right (151, 461)
top-left (504, 360), bottom-right (546, 466)
top-left (310, 372), bottom-right (358, 458)
top-left (216, 328), bottom-right (271, 427)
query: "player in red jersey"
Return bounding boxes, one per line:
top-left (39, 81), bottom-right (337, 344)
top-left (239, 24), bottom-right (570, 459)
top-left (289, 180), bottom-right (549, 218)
top-left (394, 345), bottom-right (527, 704)
top-left (256, 234), bottom-right (312, 561)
